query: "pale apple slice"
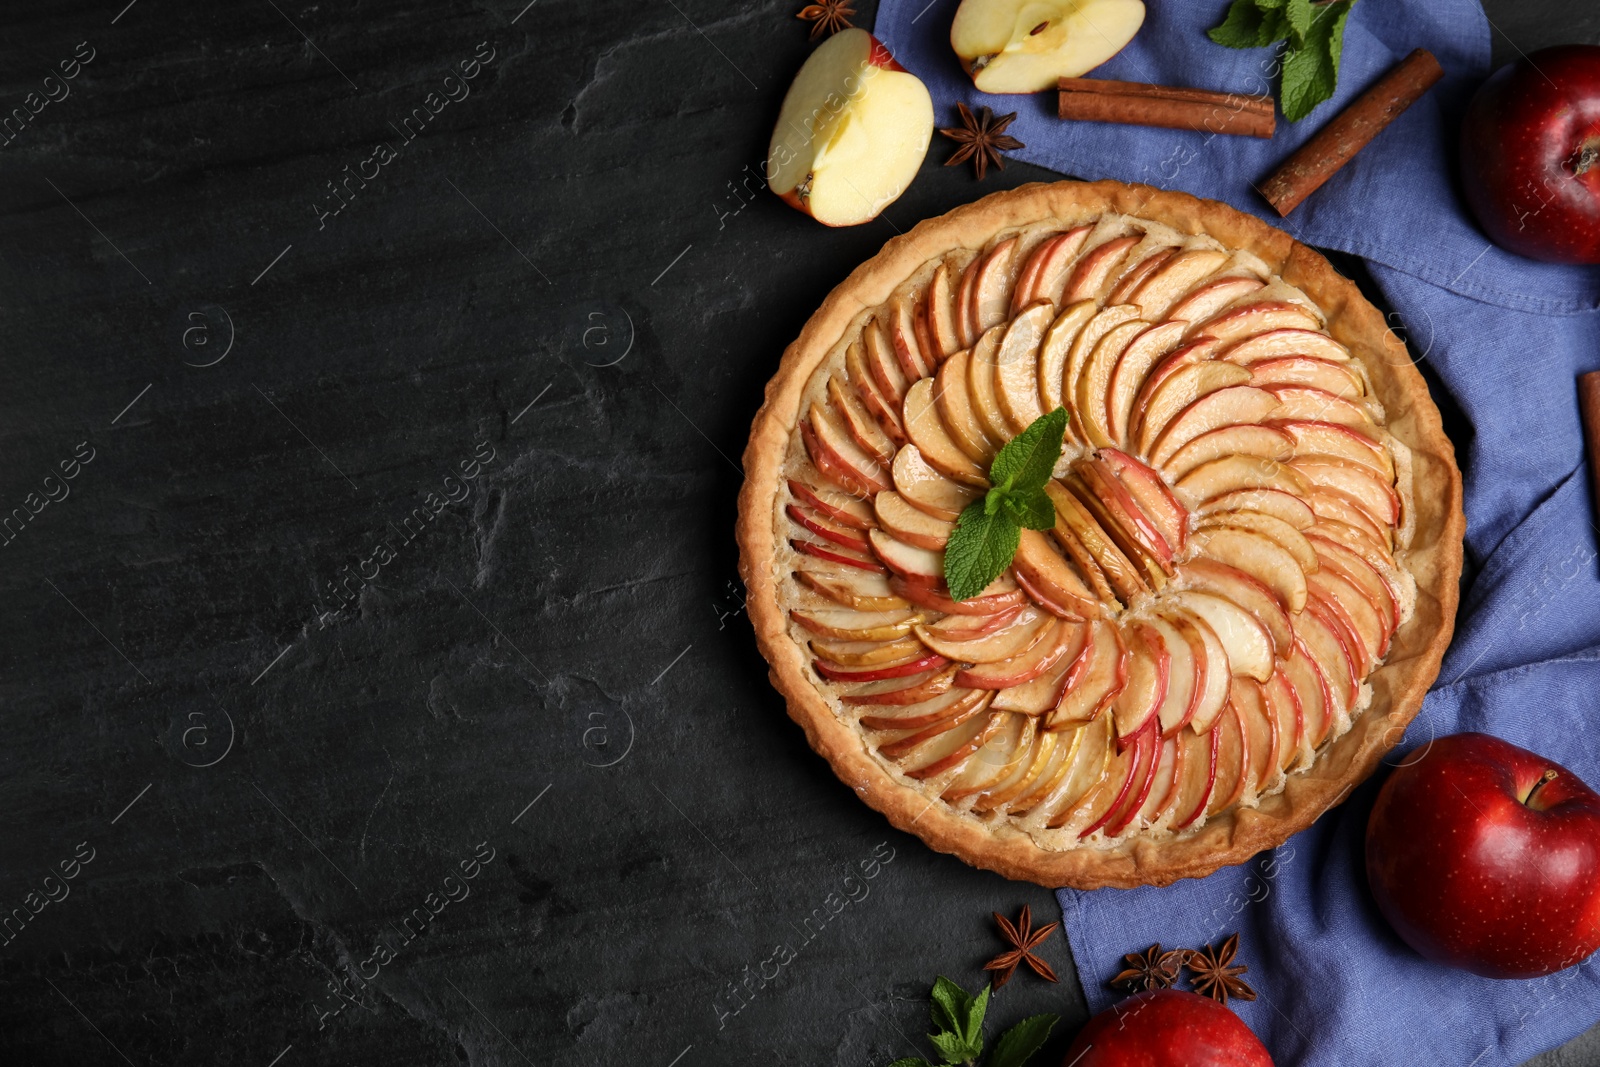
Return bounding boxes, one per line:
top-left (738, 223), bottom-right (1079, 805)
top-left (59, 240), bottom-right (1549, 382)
top-left (1192, 300), bottom-right (1323, 344)
top-left (1189, 524), bottom-right (1309, 613)
top-left (1070, 721), bottom-right (1145, 837)
top-left (863, 315), bottom-right (909, 407)
top-left (1045, 480), bottom-right (1148, 603)
top-left (1169, 606), bottom-right (1230, 734)
top-left (1104, 320), bottom-right (1190, 447)
top-left (814, 651), bottom-right (948, 683)
top-left (935, 349), bottom-right (999, 463)
top-left (1149, 385), bottom-right (1279, 469)
top-left (967, 325), bottom-right (1015, 446)
top-left (845, 340), bottom-right (907, 446)
top-left (796, 563), bottom-right (909, 611)
top-left (794, 537), bottom-right (886, 573)
top-left (1068, 462), bottom-right (1173, 581)
top-left (1308, 586), bottom-right (1372, 678)
top-left (892, 444), bottom-right (980, 520)
top-left (1129, 248), bottom-right (1231, 321)
top-left (1176, 558), bottom-right (1294, 658)
top-left (1294, 606), bottom-right (1357, 717)
top-left (990, 621), bottom-right (1088, 711)
top-left (1045, 508), bottom-right (1117, 606)
top-left (1130, 733), bottom-right (1185, 831)
top-left (1012, 527), bottom-right (1101, 619)
top-left (1144, 615), bottom-right (1197, 737)
top-left (891, 575), bottom-right (1027, 616)
top-left (1065, 303), bottom-right (1143, 430)
top-left (1198, 487), bottom-right (1314, 530)
top-left (868, 528), bottom-right (944, 582)
top-left (1205, 699), bottom-right (1249, 816)
top-left (1174, 455), bottom-right (1309, 508)
top-left (1103, 720), bottom-right (1161, 836)
top-left (1306, 495), bottom-right (1393, 553)
top-left (959, 616), bottom-right (1080, 689)
top-left (1077, 318), bottom-right (1150, 447)
top-left (1308, 534), bottom-right (1401, 642)
top-left (1231, 676), bottom-right (1281, 800)
top-left (969, 237), bottom-right (1021, 340)
top-left (924, 604), bottom-right (1025, 642)
top-left (787, 502), bottom-right (872, 553)
top-left (942, 711), bottom-right (1036, 800)
top-left (1162, 423), bottom-right (1294, 482)
top-left (1262, 668), bottom-right (1306, 773)
top-left (1170, 722), bottom-right (1219, 830)
top-left (860, 686), bottom-right (988, 732)
top-left (838, 665), bottom-right (955, 706)
top-left (1196, 508), bottom-right (1318, 572)
top-left (1114, 623), bottom-right (1169, 740)
top-left (1276, 419), bottom-right (1393, 479)
top-left (1290, 456), bottom-right (1400, 526)
top-left (1040, 715), bottom-right (1115, 827)
top-left (994, 301), bottom-right (1054, 435)
top-left (870, 693), bottom-right (985, 761)
top-left (972, 729), bottom-right (1058, 811)
top-left (1166, 276), bottom-right (1264, 326)
top-left (1047, 618), bottom-right (1127, 728)
top-left (1134, 361), bottom-right (1252, 458)
top-left (925, 254), bottom-right (969, 360)
top-left (800, 419), bottom-right (874, 499)
top-left (1219, 327), bottom-right (1351, 365)
top-left (807, 402), bottom-right (893, 494)
top-left (769, 30), bottom-right (933, 227)
top-left (874, 490), bottom-right (953, 549)
top-left (1012, 226), bottom-right (1091, 312)
top-left (1265, 385), bottom-right (1374, 430)
top-left (952, 0), bottom-right (1147, 94)
top-left (916, 606), bottom-right (1050, 663)
top-left (827, 375), bottom-right (896, 467)
top-left (1309, 568), bottom-right (1384, 673)
top-left (789, 476), bottom-right (875, 529)
top-left (903, 377), bottom-right (988, 486)
top-left (1168, 588), bottom-right (1273, 682)
top-left (903, 705), bottom-right (1004, 780)
top-left (793, 606), bottom-right (920, 642)
top-left (1281, 646), bottom-right (1333, 749)
top-left (1249, 356), bottom-right (1365, 399)
top-left (1037, 299), bottom-right (1098, 424)
top-left (887, 294), bottom-right (935, 383)
top-left (1128, 336), bottom-right (1227, 417)
top-left (1007, 720), bottom-right (1085, 815)
top-left (1106, 245), bottom-right (1178, 306)
top-left (1063, 235), bottom-right (1141, 304)
top-left (811, 634), bottom-right (929, 669)
top-left (1099, 448), bottom-right (1188, 551)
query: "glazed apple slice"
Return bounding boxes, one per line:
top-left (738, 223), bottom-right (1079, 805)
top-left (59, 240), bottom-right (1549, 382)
top-left (874, 491), bottom-right (953, 550)
top-left (840, 664), bottom-right (958, 705)
top-left (768, 29), bottom-right (934, 227)
top-left (959, 617), bottom-right (1080, 688)
top-left (828, 375), bottom-right (896, 467)
top-left (1162, 423), bottom-right (1294, 482)
top-left (1189, 524), bottom-right (1309, 613)
top-left (1276, 419), bottom-right (1393, 479)
top-left (1102, 719), bottom-right (1161, 836)
top-left (1231, 676), bottom-right (1281, 801)
top-left (1249, 356), bottom-right (1365, 399)
top-left (796, 563), bottom-right (910, 611)
top-left (1165, 276), bottom-right (1264, 325)
top-left (863, 316), bottom-right (910, 407)
top-left (1037, 299), bottom-right (1098, 423)
top-left (1196, 508), bottom-right (1318, 572)
top-left (1192, 300), bottom-right (1323, 344)
top-left (1265, 385), bottom-right (1374, 430)
top-left (935, 349), bottom-right (1000, 463)
top-left (1106, 245), bottom-right (1178, 305)
top-left (1134, 361), bottom-right (1252, 458)
top-left (1144, 615), bottom-right (1197, 737)
top-left (787, 502), bottom-right (872, 553)
top-left (1308, 534), bottom-right (1401, 642)
top-left (888, 294), bottom-right (935, 383)
top-left (971, 728), bottom-right (1057, 811)
top-left (903, 377), bottom-right (988, 486)
top-left (1129, 733), bottom-right (1185, 831)
top-left (1197, 487), bottom-right (1314, 530)
top-left (1066, 720), bottom-right (1141, 836)
top-left (1047, 618), bottom-right (1127, 728)
top-left (917, 606), bottom-right (1053, 664)
top-left (1308, 584), bottom-right (1373, 677)
top-left (1219, 327), bottom-right (1351, 365)
top-left (1012, 226), bottom-right (1091, 312)
top-left (1128, 248), bottom-right (1231, 320)
top-left (903, 705), bottom-right (1004, 780)
top-left (793, 606), bottom-right (920, 642)
top-left (1295, 604), bottom-right (1358, 718)
top-left (1175, 559), bottom-right (1293, 658)
top-left (892, 445), bottom-right (979, 521)
top-left (1063, 235), bottom-right (1142, 304)
top-left (924, 604), bottom-right (1026, 642)
top-left (1099, 448), bottom-right (1188, 551)
top-left (845, 339), bottom-right (907, 446)
top-left (1045, 480), bottom-right (1148, 603)
top-left (968, 237), bottom-right (1022, 340)
top-left (872, 690), bottom-right (989, 759)
top-left (1168, 588), bottom-right (1273, 682)
top-left (1006, 721), bottom-right (1085, 816)
top-left (1068, 462), bottom-right (1174, 581)
top-left (1205, 698), bottom-right (1250, 816)
top-left (1262, 669), bottom-right (1306, 774)
top-left (1290, 456), bottom-right (1400, 526)
top-left (1064, 304), bottom-right (1142, 424)
top-left (868, 528), bottom-right (944, 583)
top-left (1041, 715), bottom-right (1116, 828)
top-left (1170, 721), bottom-right (1219, 830)
top-left (1103, 320), bottom-right (1190, 447)
top-left (789, 476), bottom-right (875, 529)
top-left (968, 325), bottom-right (1015, 446)
top-left (990, 621), bottom-right (1088, 711)
top-left (1012, 528), bottom-right (1101, 619)
top-left (860, 686), bottom-right (988, 732)
top-left (1165, 606), bottom-right (1230, 734)
top-left (994, 301), bottom-right (1054, 435)
top-left (1174, 455), bottom-right (1309, 508)
top-left (890, 575), bottom-right (1027, 616)
top-left (1113, 623), bottom-right (1169, 740)
top-left (1306, 495), bottom-right (1394, 554)
top-left (942, 712), bottom-right (1036, 800)
top-left (1076, 318), bottom-right (1150, 447)
top-left (951, 0), bottom-right (1146, 94)
top-left (1128, 336), bottom-right (1227, 417)
top-left (793, 537), bottom-right (886, 573)
top-left (925, 254), bottom-right (968, 360)
top-left (1281, 645), bottom-right (1333, 749)
top-left (807, 401), bottom-right (892, 494)
top-left (811, 634), bottom-right (929, 669)
top-left (1148, 385), bottom-right (1279, 470)
top-left (814, 651), bottom-right (948, 683)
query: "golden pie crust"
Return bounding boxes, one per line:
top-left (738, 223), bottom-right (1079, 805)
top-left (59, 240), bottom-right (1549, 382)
top-left (737, 180), bottom-right (1464, 889)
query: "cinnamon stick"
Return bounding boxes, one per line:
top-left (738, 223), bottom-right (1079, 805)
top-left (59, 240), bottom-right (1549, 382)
top-left (1058, 77), bottom-right (1275, 139)
top-left (1580, 372), bottom-right (1600, 530)
top-left (1260, 48), bottom-right (1444, 216)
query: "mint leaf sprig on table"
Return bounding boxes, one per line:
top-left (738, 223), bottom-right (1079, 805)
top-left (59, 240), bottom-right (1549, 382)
top-left (943, 407), bottom-right (1068, 602)
top-left (1208, 0), bottom-right (1356, 122)
top-left (889, 976), bottom-right (1058, 1067)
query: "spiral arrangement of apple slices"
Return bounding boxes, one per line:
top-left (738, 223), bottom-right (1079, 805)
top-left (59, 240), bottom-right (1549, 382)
top-left (780, 214), bottom-right (1418, 847)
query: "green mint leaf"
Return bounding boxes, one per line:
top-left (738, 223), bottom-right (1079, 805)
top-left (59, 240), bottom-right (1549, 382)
top-left (944, 499), bottom-right (1020, 602)
top-left (1207, 0), bottom-right (1290, 49)
top-left (1283, 0), bottom-right (1313, 42)
top-left (964, 982), bottom-right (991, 1049)
top-left (1001, 490), bottom-right (1055, 531)
top-left (1280, 0), bottom-right (1350, 120)
top-left (929, 976), bottom-right (971, 1038)
top-left (887, 1060), bottom-right (933, 1067)
top-left (989, 408), bottom-right (1068, 497)
top-left (986, 1014), bottom-right (1060, 1067)
top-left (929, 1031), bottom-right (977, 1065)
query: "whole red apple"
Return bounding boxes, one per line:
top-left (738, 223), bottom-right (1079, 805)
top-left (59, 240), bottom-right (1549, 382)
top-left (1459, 45), bottom-right (1600, 263)
top-left (1366, 732), bottom-right (1600, 979)
top-left (1061, 989), bottom-right (1273, 1067)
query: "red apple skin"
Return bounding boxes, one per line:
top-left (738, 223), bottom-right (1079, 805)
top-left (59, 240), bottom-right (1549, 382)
top-left (1460, 45), bottom-right (1600, 264)
top-left (1365, 732), bottom-right (1600, 979)
top-left (1062, 989), bottom-right (1274, 1067)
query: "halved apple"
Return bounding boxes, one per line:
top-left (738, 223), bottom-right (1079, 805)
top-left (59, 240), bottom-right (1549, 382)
top-left (951, 0), bottom-right (1146, 94)
top-left (769, 29), bottom-right (933, 227)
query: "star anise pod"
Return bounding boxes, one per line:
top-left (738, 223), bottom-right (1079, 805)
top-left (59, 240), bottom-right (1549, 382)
top-left (1109, 943), bottom-right (1186, 993)
top-left (1185, 933), bottom-right (1256, 1004)
top-left (983, 904), bottom-right (1059, 989)
top-left (796, 0), bottom-right (855, 40)
top-left (939, 103), bottom-right (1025, 181)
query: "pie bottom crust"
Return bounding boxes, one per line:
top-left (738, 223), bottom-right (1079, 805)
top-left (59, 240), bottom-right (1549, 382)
top-left (737, 181), bottom-right (1465, 889)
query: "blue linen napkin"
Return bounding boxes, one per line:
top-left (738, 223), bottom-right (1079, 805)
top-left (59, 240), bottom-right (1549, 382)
top-left (872, 2), bottom-right (1600, 1063)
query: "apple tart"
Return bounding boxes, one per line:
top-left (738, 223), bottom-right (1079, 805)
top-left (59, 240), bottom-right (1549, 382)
top-left (737, 182), bottom-right (1463, 888)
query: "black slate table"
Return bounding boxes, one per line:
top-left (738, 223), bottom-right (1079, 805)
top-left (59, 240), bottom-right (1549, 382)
top-left (0, 2), bottom-right (1594, 1064)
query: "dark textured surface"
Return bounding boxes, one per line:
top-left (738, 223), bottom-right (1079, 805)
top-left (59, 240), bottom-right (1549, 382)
top-left (0, 2), bottom-right (1592, 1065)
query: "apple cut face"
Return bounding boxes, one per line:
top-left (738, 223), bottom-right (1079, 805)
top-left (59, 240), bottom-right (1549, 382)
top-left (951, 0), bottom-right (1147, 94)
top-left (768, 29), bottom-right (933, 228)
top-left (742, 182), bottom-right (1456, 888)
